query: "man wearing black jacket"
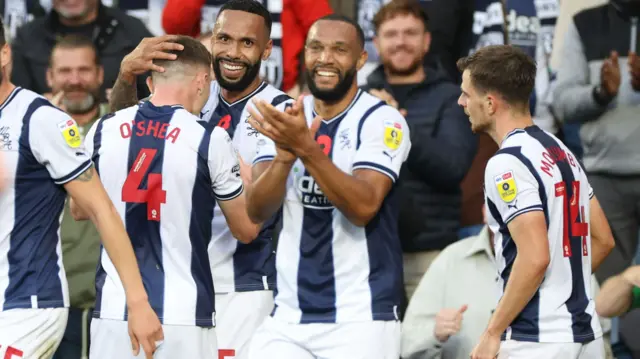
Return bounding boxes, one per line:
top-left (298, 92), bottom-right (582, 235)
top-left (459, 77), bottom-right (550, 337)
top-left (10, 0), bottom-right (152, 101)
top-left (363, 0), bottom-right (477, 301)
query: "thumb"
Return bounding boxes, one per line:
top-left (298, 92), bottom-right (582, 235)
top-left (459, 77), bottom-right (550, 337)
top-left (51, 91), bottom-right (65, 107)
top-left (309, 115), bottom-right (322, 138)
top-left (611, 51), bottom-right (619, 65)
top-left (459, 304), bottom-right (468, 314)
top-left (400, 109), bottom-right (408, 117)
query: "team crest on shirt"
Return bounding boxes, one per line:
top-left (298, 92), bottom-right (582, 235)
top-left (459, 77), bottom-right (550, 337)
top-left (57, 119), bottom-right (82, 148)
top-left (383, 120), bottom-right (403, 150)
top-left (495, 171), bottom-right (517, 203)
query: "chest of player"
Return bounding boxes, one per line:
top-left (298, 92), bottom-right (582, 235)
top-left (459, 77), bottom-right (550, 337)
top-left (286, 116), bottom-right (361, 209)
top-left (208, 102), bottom-right (261, 163)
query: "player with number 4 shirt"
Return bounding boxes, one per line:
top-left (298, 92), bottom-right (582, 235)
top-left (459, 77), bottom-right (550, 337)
top-left (457, 45), bottom-right (615, 359)
top-left (78, 36), bottom-right (261, 359)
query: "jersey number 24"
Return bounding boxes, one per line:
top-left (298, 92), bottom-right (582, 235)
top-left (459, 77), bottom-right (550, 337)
top-left (121, 148), bottom-right (167, 221)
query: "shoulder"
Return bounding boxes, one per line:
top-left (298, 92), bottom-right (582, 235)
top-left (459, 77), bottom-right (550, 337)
top-left (210, 125), bottom-right (233, 143)
top-left (255, 83), bottom-right (292, 107)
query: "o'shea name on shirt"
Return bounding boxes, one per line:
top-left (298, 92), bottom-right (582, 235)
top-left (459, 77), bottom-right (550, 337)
top-left (119, 119), bottom-right (181, 143)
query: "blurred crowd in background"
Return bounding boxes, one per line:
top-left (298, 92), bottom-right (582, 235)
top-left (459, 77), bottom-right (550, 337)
top-left (4, 0), bottom-right (640, 358)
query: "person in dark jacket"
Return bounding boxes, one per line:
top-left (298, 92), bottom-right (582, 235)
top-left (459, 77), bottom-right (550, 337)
top-left (10, 0), bottom-right (152, 101)
top-left (362, 0), bottom-right (477, 301)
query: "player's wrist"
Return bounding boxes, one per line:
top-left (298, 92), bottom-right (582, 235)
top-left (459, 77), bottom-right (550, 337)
top-left (125, 290), bottom-right (150, 309)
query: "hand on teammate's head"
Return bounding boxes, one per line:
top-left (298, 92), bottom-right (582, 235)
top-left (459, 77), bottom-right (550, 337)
top-left (122, 35), bottom-right (185, 77)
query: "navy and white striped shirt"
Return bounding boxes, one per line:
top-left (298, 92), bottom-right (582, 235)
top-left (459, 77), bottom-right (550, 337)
top-left (255, 90), bottom-right (411, 323)
top-left (484, 126), bottom-right (601, 343)
top-left (85, 101), bottom-right (243, 326)
top-left (0, 87), bottom-right (92, 311)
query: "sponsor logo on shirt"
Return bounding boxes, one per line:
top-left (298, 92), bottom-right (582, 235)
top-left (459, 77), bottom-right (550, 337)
top-left (495, 170), bottom-right (517, 203)
top-left (57, 119), bottom-right (82, 148)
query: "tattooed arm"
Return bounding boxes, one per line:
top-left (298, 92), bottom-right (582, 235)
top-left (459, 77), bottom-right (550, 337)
top-left (110, 35), bottom-right (185, 112)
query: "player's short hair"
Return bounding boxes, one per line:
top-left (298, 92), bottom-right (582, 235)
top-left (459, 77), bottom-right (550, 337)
top-left (457, 45), bottom-right (536, 108)
top-left (218, 0), bottom-right (272, 36)
top-left (50, 34), bottom-right (100, 67)
top-left (373, 0), bottom-right (429, 33)
top-left (152, 36), bottom-right (213, 80)
top-left (313, 14), bottom-right (365, 50)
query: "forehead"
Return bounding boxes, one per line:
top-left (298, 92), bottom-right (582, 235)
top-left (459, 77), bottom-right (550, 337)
top-left (308, 20), bottom-right (358, 46)
top-left (51, 47), bottom-right (96, 67)
top-left (461, 70), bottom-right (474, 92)
top-left (378, 14), bottom-right (425, 32)
top-left (215, 10), bottom-right (266, 38)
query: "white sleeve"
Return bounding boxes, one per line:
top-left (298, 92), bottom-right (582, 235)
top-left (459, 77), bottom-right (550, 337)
top-left (208, 126), bottom-right (244, 201)
top-left (29, 106), bottom-right (92, 184)
top-left (83, 118), bottom-right (101, 156)
top-left (484, 153), bottom-right (543, 224)
top-left (352, 105), bottom-right (411, 182)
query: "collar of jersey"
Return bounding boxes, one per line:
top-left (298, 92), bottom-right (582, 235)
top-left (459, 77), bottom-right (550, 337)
top-left (142, 101), bottom-right (184, 113)
top-left (0, 87), bottom-right (22, 112)
top-left (218, 81), bottom-right (268, 107)
top-left (312, 89), bottom-right (363, 124)
top-left (500, 128), bottom-right (526, 146)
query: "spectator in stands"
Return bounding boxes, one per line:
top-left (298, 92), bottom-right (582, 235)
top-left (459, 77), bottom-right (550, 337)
top-left (45, 34), bottom-right (108, 359)
top-left (1, 0), bottom-right (47, 41)
top-left (10, 0), bottom-right (152, 100)
top-left (160, 0), bottom-right (332, 93)
top-left (362, 0), bottom-right (476, 301)
top-left (402, 208), bottom-right (612, 359)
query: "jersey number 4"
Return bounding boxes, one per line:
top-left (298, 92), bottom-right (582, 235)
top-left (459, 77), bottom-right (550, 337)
top-left (122, 148), bottom-right (167, 221)
top-left (555, 180), bottom-right (589, 257)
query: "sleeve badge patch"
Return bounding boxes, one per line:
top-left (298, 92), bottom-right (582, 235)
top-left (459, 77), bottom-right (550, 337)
top-left (383, 121), bottom-right (403, 150)
top-left (57, 119), bottom-right (82, 148)
top-left (495, 170), bottom-right (517, 203)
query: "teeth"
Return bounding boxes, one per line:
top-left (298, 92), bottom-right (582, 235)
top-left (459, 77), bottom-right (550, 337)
top-left (317, 71), bottom-right (336, 77)
top-left (222, 62), bottom-right (244, 71)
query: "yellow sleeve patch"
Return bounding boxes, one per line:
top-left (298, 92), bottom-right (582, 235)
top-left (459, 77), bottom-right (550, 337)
top-left (383, 120), bottom-right (403, 150)
top-left (57, 119), bottom-right (82, 148)
top-left (494, 170), bottom-right (517, 203)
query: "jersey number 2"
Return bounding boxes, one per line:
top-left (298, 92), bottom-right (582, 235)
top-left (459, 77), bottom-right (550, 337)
top-left (555, 180), bottom-right (589, 257)
top-left (122, 148), bottom-right (167, 221)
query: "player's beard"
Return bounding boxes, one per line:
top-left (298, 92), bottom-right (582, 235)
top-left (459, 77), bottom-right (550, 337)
top-left (306, 66), bottom-right (357, 104)
top-left (61, 84), bottom-right (100, 115)
top-left (213, 56), bottom-right (262, 92)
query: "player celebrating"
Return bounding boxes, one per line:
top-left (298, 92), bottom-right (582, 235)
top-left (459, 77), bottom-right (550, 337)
top-left (456, 45), bottom-right (615, 359)
top-left (79, 36), bottom-right (261, 359)
top-left (0, 18), bottom-right (162, 359)
top-left (246, 15), bottom-right (411, 359)
top-left (109, 2), bottom-right (292, 357)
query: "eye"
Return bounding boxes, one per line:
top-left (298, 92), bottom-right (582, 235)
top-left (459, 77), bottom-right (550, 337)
top-left (218, 35), bottom-right (229, 42)
top-left (243, 39), bottom-right (253, 47)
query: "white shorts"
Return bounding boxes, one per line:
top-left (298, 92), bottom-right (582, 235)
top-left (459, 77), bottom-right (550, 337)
top-left (215, 291), bottom-right (273, 359)
top-left (89, 318), bottom-right (218, 359)
top-left (0, 308), bottom-right (68, 359)
top-left (499, 337), bottom-right (605, 359)
top-left (247, 316), bottom-right (401, 359)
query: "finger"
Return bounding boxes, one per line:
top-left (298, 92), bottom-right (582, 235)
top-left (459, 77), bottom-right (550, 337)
top-left (141, 338), bottom-right (156, 359)
top-left (52, 91), bottom-right (65, 106)
top-left (611, 51), bottom-right (619, 65)
top-left (459, 304), bottom-right (469, 313)
top-left (155, 41), bottom-right (185, 52)
top-left (247, 116), bottom-right (278, 140)
top-left (152, 34), bottom-right (182, 44)
top-left (147, 51), bottom-right (178, 61)
top-left (149, 64), bottom-right (166, 73)
top-left (130, 334), bottom-right (139, 355)
top-left (309, 115), bottom-right (323, 138)
top-left (254, 100), bottom-right (287, 130)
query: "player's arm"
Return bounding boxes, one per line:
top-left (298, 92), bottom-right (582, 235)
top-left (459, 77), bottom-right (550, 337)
top-left (298, 106), bottom-right (411, 227)
top-left (483, 155), bottom-right (549, 339)
top-left (210, 127), bottom-right (262, 243)
top-left (589, 194), bottom-right (615, 272)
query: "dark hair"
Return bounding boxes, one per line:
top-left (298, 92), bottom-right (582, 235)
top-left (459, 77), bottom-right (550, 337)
top-left (153, 35), bottom-right (213, 73)
top-left (373, 0), bottom-right (429, 33)
top-left (50, 34), bottom-right (100, 67)
top-left (313, 14), bottom-right (365, 49)
top-left (457, 45), bottom-right (536, 107)
top-left (218, 0), bottom-right (272, 35)
top-left (0, 17), bottom-right (5, 47)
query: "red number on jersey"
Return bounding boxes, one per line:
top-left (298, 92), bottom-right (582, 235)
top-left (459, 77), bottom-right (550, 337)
top-left (217, 114), bottom-right (231, 130)
top-left (219, 349), bottom-right (235, 359)
top-left (554, 180), bottom-right (589, 257)
top-left (121, 148), bottom-right (167, 221)
top-left (0, 346), bottom-right (24, 359)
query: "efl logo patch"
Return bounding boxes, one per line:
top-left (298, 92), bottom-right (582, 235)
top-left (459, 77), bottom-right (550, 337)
top-left (494, 170), bottom-right (517, 203)
top-left (383, 121), bottom-right (403, 150)
top-left (57, 119), bottom-right (81, 148)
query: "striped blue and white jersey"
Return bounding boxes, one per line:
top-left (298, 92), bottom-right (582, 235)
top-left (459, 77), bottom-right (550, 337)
top-left (200, 81), bottom-right (291, 293)
top-left (0, 87), bottom-right (92, 311)
top-left (255, 90), bottom-right (411, 324)
top-left (484, 125), bottom-right (601, 343)
top-left (85, 101), bottom-right (243, 327)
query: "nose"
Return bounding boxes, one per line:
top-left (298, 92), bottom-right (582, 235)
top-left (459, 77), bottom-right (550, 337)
top-left (457, 94), bottom-right (465, 107)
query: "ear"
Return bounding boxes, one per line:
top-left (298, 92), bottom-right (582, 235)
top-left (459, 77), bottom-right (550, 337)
top-left (46, 67), bottom-right (54, 89)
top-left (422, 31), bottom-right (432, 56)
top-left (97, 65), bottom-right (104, 86)
top-left (262, 39), bottom-right (273, 61)
top-left (486, 93), bottom-right (498, 115)
top-left (1, 43), bottom-right (11, 68)
top-left (356, 49), bottom-right (368, 71)
top-left (373, 35), bottom-right (381, 55)
top-left (146, 76), bottom-right (153, 94)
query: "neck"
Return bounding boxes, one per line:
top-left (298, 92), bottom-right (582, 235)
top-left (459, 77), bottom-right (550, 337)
top-left (313, 84), bottom-right (359, 119)
top-left (71, 106), bottom-right (99, 127)
top-left (221, 77), bottom-right (263, 104)
top-left (0, 81), bottom-right (16, 107)
top-left (489, 109), bottom-right (534, 145)
top-left (149, 85), bottom-right (194, 114)
top-left (385, 65), bottom-right (425, 85)
top-left (57, 4), bottom-right (99, 27)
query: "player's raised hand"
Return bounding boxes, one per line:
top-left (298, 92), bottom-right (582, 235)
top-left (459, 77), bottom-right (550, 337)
top-left (434, 304), bottom-right (468, 342)
top-left (121, 35), bottom-right (185, 78)
top-left (127, 299), bottom-right (164, 359)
